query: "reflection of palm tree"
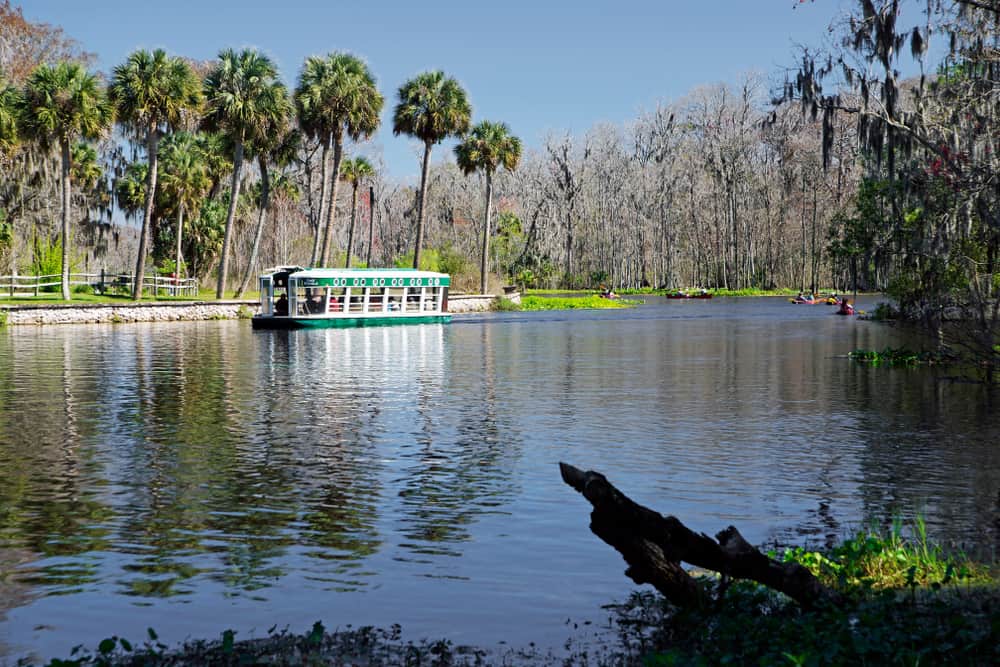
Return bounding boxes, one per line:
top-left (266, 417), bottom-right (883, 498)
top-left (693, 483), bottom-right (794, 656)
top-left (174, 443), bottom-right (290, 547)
top-left (396, 325), bottom-right (521, 554)
top-left (393, 71), bottom-right (471, 269)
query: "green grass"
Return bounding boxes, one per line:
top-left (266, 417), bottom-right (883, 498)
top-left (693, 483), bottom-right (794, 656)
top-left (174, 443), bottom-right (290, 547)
top-left (520, 295), bottom-right (635, 310)
top-left (524, 288), bottom-right (589, 295)
top-left (626, 522), bottom-right (998, 666)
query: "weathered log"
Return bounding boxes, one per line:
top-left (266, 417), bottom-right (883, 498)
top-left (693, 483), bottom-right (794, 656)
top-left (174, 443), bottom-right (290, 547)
top-left (560, 462), bottom-right (842, 609)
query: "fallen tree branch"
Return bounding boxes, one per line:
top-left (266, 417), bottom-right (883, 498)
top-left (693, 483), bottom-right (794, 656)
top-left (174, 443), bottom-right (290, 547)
top-left (560, 462), bottom-right (842, 609)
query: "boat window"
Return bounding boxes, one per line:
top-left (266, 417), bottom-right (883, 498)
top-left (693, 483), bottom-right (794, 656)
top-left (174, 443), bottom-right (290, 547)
top-left (366, 287), bottom-right (385, 313)
top-left (296, 286), bottom-right (328, 315)
top-left (328, 287), bottom-right (345, 313)
top-left (259, 276), bottom-right (273, 315)
top-left (347, 288), bottom-right (365, 313)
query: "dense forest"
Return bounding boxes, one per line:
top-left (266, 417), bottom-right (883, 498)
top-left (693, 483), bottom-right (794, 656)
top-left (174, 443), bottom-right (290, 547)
top-left (0, 1), bottom-right (997, 371)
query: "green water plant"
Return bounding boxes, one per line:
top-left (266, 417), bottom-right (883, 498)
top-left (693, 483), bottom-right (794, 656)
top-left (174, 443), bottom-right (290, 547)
top-left (520, 295), bottom-right (633, 311)
top-left (849, 346), bottom-right (935, 367)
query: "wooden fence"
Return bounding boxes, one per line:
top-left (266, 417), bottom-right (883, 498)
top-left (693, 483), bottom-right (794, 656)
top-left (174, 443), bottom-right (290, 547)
top-left (0, 272), bottom-right (199, 298)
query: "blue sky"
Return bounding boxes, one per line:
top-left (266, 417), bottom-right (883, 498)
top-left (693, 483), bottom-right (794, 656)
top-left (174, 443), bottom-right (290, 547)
top-left (22, 0), bottom-right (855, 179)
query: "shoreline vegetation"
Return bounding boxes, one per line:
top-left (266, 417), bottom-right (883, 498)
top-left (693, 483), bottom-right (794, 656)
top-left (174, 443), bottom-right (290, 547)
top-left (0, 289), bottom-right (852, 318)
top-left (36, 525), bottom-right (998, 666)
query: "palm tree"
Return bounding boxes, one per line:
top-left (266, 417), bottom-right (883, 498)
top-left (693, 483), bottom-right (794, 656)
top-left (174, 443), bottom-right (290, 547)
top-left (235, 124), bottom-right (300, 297)
top-left (195, 131), bottom-right (232, 200)
top-left (158, 131), bottom-right (210, 284)
top-left (115, 161), bottom-right (148, 220)
top-left (70, 142), bottom-right (102, 190)
top-left (393, 71), bottom-right (471, 269)
top-left (455, 121), bottom-right (522, 294)
top-left (18, 62), bottom-right (112, 299)
top-left (339, 156), bottom-right (374, 267)
top-left (0, 78), bottom-right (20, 157)
top-left (110, 49), bottom-right (201, 300)
top-left (204, 48), bottom-right (289, 299)
top-left (295, 52), bottom-right (383, 267)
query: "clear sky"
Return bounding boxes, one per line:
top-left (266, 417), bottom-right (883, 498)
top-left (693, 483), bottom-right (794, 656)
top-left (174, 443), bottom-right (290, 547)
top-left (21, 0), bottom-right (853, 180)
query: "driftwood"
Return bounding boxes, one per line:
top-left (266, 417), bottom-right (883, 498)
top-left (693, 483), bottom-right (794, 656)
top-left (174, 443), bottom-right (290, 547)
top-left (560, 462), bottom-right (842, 609)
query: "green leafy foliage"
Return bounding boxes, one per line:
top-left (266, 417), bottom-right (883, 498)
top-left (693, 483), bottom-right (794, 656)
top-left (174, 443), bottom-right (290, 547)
top-left (849, 347), bottom-right (935, 367)
top-left (521, 295), bottom-right (633, 310)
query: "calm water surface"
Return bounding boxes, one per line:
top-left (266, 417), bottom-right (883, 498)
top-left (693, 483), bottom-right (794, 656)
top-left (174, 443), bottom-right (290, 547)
top-left (0, 296), bottom-right (997, 661)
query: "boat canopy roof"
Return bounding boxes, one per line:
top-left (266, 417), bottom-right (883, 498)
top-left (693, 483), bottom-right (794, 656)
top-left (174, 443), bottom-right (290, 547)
top-left (262, 267), bottom-right (450, 288)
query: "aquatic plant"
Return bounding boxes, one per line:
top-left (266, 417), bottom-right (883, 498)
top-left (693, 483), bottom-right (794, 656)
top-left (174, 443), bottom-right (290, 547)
top-left (520, 295), bottom-right (632, 310)
top-left (849, 347), bottom-right (934, 367)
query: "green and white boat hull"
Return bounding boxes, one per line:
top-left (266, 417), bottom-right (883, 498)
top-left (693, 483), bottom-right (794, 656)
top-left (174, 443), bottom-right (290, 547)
top-left (252, 314), bottom-right (451, 330)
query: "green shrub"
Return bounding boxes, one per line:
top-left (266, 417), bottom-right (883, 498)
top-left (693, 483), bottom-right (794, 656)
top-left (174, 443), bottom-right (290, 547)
top-left (494, 296), bottom-right (521, 311)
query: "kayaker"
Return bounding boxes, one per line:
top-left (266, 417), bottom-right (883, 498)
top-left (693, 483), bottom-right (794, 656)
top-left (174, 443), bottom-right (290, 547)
top-left (838, 298), bottom-right (855, 315)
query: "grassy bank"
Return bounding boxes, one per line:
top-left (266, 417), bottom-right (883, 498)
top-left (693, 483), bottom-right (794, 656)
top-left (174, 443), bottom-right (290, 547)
top-left (39, 523), bottom-right (997, 666)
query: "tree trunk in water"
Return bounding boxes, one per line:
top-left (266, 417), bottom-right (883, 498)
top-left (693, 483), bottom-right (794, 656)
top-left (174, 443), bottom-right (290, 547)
top-left (559, 462), bottom-right (842, 610)
top-left (59, 140), bottom-right (72, 301)
top-left (479, 170), bottom-right (494, 294)
top-left (319, 136), bottom-right (344, 268)
top-left (345, 184), bottom-right (359, 268)
top-left (365, 186), bottom-right (376, 268)
top-left (174, 204), bottom-right (185, 284)
top-left (236, 155), bottom-right (271, 297)
top-left (133, 128), bottom-right (160, 300)
top-left (309, 137), bottom-right (331, 267)
top-left (413, 140), bottom-right (433, 270)
top-left (216, 139), bottom-right (244, 299)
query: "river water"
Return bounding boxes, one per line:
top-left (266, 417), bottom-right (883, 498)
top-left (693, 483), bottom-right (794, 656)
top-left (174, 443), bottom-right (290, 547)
top-left (0, 296), bottom-right (997, 662)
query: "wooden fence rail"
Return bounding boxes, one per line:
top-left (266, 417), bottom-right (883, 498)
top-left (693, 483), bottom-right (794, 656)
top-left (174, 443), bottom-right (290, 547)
top-left (0, 272), bottom-right (199, 298)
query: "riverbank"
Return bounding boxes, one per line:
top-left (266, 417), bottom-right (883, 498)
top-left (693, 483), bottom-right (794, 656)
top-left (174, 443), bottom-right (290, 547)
top-left (33, 526), bottom-right (999, 666)
top-left (0, 292), bottom-right (518, 326)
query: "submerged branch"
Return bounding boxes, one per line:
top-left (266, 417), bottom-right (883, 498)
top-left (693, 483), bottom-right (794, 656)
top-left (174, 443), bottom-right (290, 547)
top-left (559, 462), bottom-right (842, 609)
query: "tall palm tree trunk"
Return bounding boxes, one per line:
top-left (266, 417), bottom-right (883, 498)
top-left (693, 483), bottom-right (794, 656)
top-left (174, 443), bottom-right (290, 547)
top-left (174, 203), bottom-right (185, 285)
top-left (413, 140), bottom-right (433, 269)
top-left (320, 136), bottom-right (344, 267)
top-left (479, 170), bottom-right (494, 294)
top-left (216, 139), bottom-right (244, 299)
top-left (366, 186), bottom-right (376, 268)
top-left (59, 140), bottom-right (72, 301)
top-left (133, 128), bottom-right (160, 300)
top-left (309, 136), bottom-right (331, 266)
top-left (236, 156), bottom-right (271, 297)
top-left (345, 184), bottom-right (358, 268)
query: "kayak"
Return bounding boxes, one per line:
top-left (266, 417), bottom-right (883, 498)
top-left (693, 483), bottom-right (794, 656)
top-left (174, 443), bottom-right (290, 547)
top-left (667, 292), bottom-right (712, 299)
top-left (790, 297), bottom-right (839, 305)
